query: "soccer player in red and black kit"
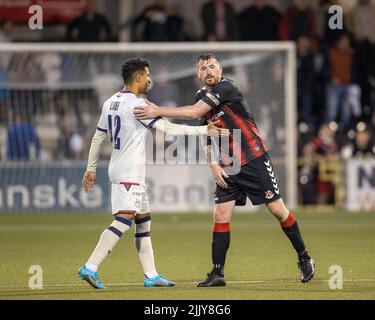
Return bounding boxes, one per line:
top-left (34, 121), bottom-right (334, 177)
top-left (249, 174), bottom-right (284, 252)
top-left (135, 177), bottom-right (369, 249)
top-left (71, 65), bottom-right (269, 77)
top-left (134, 53), bottom-right (315, 286)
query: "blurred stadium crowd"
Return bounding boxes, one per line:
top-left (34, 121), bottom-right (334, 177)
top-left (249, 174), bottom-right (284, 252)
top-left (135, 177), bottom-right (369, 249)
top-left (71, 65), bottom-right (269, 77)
top-left (0, 0), bottom-right (375, 206)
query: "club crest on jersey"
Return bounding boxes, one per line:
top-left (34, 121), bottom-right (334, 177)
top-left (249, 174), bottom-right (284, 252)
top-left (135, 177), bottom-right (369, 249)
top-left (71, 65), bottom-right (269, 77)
top-left (265, 190), bottom-right (275, 200)
top-left (208, 111), bottom-right (225, 123)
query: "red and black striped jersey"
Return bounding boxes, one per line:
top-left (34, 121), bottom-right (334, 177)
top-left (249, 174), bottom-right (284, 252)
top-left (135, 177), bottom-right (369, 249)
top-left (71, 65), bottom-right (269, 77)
top-left (196, 78), bottom-right (267, 167)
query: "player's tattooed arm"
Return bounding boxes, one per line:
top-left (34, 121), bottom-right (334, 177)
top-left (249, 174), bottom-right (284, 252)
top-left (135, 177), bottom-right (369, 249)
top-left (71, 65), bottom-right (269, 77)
top-left (134, 99), bottom-right (212, 120)
top-left (205, 141), bottom-right (217, 166)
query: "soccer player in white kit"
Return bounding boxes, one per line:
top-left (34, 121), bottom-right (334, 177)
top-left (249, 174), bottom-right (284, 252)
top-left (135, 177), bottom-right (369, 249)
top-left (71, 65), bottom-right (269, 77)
top-left (78, 58), bottom-right (228, 289)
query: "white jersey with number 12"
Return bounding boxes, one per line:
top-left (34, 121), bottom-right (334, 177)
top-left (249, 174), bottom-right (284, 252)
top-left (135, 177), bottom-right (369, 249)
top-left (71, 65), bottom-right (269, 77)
top-left (96, 91), bottom-right (158, 185)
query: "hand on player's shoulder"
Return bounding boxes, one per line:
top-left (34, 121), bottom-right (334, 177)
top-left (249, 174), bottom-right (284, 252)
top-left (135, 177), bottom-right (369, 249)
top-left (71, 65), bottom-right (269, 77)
top-left (133, 100), bottom-right (159, 120)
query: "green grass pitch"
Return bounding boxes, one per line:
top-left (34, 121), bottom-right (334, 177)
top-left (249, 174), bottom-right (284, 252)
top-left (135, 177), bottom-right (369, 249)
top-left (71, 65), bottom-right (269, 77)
top-left (0, 209), bottom-right (375, 300)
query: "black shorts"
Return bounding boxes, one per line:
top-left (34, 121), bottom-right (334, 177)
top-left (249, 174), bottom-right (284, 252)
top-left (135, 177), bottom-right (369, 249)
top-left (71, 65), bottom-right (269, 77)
top-left (215, 153), bottom-right (282, 206)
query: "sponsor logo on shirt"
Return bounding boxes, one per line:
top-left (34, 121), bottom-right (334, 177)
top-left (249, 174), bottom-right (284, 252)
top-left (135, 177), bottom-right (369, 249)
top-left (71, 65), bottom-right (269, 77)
top-left (208, 111), bottom-right (225, 123)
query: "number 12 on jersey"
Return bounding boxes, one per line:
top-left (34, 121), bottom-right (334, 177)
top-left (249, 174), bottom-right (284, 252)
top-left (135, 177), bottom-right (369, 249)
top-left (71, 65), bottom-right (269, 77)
top-left (108, 115), bottom-right (121, 150)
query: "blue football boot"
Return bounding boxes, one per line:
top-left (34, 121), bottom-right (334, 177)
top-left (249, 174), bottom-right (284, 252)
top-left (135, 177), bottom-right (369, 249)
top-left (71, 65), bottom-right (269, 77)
top-left (144, 274), bottom-right (175, 287)
top-left (78, 266), bottom-right (106, 289)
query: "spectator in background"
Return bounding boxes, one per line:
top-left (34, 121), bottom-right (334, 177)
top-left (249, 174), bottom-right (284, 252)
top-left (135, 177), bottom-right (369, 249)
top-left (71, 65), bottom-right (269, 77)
top-left (132, 0), bottom-right (187, 42)
top-left (57, 123), bottom-right (84, 160)
top-left (201, 0), bottom-right (238, 41)
top-left (69, 130), bottom-right (85, 159)
top-left (166, 4), bottom-right (191, 41)
top-left (6, 114), bottom-right (40, 160)
top-left (239, 0), bottom-right (280, 41)
top-left (297, 36), bottom-right (316, 124)
top-left (66, 0), bottom-right (112, 42)
top-left (298, 123), bottom-right (318, 205)
top-left (0, 19), bottom-right (12, 43)
top-left (349, 0), bottom-right (375, 44)
top-left (351, 122), bottom-right (375, 157)
top-left (302, 123), bottom-right (338, 204)
top-left (132, 0), bottom-right (168, 41)
top-left (349, 0), bottom-right (375, 120)
top-left (57, 121), bottom-right (71, 159)
top-left (280, 0), bottom-right (318, 48)
top-left (323, 34), bottom-right (360, 130)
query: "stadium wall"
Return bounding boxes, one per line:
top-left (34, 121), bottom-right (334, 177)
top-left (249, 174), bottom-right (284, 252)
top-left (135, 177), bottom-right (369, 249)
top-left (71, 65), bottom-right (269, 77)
top-left (0, 162), bottom-right (279, 214)
top-left (0, 163), bottom-right (216, 213)
top-left (1, 159), bottom-right (375, 213)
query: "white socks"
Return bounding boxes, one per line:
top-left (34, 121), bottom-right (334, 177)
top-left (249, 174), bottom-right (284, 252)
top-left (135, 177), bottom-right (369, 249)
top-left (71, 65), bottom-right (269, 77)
top-left (85, 217), bottom-right (133, 272)
top-left (85, 215), bottom-right (158, 279)
top-left (134, 216), bottom-right (158, 278)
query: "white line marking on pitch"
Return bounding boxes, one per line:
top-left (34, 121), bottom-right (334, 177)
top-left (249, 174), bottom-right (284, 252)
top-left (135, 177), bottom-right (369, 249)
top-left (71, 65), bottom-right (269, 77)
top-left (1, 279), bottom-right (375, 289)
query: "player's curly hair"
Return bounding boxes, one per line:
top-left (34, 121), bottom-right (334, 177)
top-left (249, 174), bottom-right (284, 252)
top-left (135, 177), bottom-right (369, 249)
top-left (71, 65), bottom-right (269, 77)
top-left (121, 57), bottom-right (149, 84)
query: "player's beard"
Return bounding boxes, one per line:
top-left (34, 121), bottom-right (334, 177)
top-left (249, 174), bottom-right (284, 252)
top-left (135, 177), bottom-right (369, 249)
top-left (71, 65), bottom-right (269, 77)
top-left (141, 83), bottom-right (149, 95)
top-left (204, 76), bottom-right (218, 88)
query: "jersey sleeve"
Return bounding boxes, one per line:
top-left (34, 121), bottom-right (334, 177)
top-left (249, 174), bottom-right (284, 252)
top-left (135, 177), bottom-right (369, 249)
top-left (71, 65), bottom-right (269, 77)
top-left (139, 116), bottom-right (163, 128)
top-left (200, 80), bottom-right (239, 109)
top-left (96, 106), bottom-right (108, 132)
top-left (195, 89), bottom-right (204, 103)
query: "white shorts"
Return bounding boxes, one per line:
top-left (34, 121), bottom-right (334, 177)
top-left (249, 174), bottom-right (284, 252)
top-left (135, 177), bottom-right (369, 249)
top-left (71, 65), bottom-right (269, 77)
top-left (111, 183), bottom-right (151, 215)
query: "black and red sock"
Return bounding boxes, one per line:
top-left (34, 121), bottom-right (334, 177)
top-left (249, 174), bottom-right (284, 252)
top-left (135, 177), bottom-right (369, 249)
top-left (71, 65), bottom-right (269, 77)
top-left (212, 222), bottom-right (231, 277)
top-left (280, 212), bottom-right (309, 258)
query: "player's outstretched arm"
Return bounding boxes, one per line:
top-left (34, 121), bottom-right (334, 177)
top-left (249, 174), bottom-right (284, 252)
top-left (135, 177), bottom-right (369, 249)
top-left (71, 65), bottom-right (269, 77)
top-left (82, 130), bottom-right (107, 193)
top-left (134, 100), bottom-right (212, 120)
top-left (152, 118), bottom-right (229, 137)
